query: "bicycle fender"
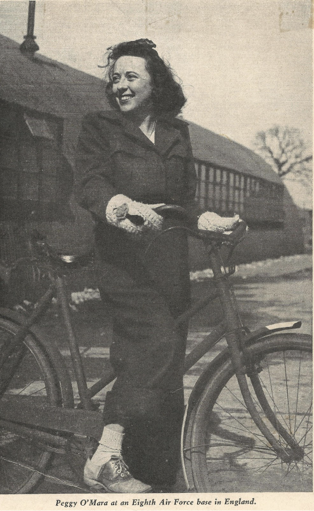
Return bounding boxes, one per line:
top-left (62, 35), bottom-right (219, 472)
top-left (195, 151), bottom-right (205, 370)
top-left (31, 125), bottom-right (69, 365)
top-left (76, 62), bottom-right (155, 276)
top-left (244, 320), bottom-right (302, 343)
top-left (0, 307), bottom-right (74, 407)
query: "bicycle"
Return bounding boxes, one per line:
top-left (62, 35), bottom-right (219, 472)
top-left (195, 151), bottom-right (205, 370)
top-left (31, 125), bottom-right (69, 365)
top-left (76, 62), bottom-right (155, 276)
top-left (0, 205), bottom-right (311, 494)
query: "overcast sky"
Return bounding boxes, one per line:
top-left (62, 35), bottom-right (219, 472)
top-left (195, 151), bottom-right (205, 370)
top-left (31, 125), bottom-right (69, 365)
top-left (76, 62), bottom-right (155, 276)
top-left (0, 0), bottom-right (312, 205)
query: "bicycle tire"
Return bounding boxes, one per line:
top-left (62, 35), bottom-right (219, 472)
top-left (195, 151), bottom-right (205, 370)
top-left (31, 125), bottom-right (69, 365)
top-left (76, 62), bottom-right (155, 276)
top-left (188, 332), bottom-right (312, 492)
top-left (0, 318), bottom-right (62, 493)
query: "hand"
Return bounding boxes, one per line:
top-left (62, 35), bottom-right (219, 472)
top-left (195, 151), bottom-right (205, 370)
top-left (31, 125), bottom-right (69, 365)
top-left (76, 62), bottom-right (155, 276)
top-left (114, 203), bottom-right (129, 220)
top-left (127, 201), bottom-right (163, 231)
top-left (106, 195), bottom-right (163, 235)
top-left (198, 212), bottom-right (240, 232)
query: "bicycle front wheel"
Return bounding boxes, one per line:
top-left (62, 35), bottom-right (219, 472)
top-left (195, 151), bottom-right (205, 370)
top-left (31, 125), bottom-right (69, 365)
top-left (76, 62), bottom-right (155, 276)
top-left (189, 333), bottom-right (312, 492)
top-left (0, 318), bottom-right (62, 493)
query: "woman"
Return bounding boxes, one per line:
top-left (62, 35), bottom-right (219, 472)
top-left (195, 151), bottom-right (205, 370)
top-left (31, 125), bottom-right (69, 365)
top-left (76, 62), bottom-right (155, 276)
top-left (75, 39), bottom-right (238, 493)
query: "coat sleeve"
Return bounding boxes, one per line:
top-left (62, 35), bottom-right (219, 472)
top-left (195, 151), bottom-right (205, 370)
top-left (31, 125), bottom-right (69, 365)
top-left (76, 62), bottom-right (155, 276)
top-left (74, 113), bottom-right (118, 223)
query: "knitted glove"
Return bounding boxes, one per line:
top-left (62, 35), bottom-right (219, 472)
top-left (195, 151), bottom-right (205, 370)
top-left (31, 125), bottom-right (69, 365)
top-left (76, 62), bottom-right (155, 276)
top-left (198, 212), bottom-right (240, 232)
top-left (106, 194), bottom-right (163, 235)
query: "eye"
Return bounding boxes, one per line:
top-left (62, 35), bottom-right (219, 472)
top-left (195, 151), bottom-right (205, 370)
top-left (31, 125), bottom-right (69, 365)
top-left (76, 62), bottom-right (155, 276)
top-left (112, 74), bottom-right (120, 84)
top-left (127, 73), bottom-right (138, 81)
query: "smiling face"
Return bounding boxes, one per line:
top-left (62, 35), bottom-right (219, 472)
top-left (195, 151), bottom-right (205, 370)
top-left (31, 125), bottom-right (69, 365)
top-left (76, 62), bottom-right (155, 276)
top-left (112, 56), bottom-right (154, 117)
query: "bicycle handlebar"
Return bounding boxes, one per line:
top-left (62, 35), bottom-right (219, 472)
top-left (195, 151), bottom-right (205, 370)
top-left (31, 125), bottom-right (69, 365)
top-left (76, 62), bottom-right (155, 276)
top-left (28, 206), bottom-right (247, 269)
top-left (154, 204), bottom-right (189, 217)
top-left (202, 218), bottom-right (247, 244)
top-left (153, 204), bottom-right (247, 245)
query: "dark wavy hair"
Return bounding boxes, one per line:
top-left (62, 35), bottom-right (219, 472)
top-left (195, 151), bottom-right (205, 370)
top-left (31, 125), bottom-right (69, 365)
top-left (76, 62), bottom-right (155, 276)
top-left (104, 39), bottom-right (186, 117)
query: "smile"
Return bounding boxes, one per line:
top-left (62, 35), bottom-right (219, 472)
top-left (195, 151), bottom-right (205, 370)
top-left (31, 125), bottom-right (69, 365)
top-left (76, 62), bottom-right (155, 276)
top-left (119, 94), bottom-right (134, 103)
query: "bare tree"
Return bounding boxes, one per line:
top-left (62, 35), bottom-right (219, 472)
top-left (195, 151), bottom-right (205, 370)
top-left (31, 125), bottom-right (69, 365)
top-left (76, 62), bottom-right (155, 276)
top-left (253, 126), bottom-right (312, 182)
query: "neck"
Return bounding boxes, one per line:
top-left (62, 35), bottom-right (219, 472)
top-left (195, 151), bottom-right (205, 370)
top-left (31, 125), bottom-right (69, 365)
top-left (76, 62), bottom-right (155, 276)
top-left (123, 106), bottom-right (155, 128)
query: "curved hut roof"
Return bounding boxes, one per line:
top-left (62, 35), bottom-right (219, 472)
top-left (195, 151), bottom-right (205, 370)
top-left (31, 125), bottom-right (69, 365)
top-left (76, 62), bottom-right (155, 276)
top-left (0, 34), bottom-right (107, 165)
top-left (0, 33), bottom-right (280, 185)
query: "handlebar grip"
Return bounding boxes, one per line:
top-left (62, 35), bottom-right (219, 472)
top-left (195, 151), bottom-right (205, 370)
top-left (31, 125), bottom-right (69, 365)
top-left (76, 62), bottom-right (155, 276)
top-left (125, 205), bottom-right (187, 226)
top-left (126, 205), bottom-right (188, 226)
top-left (197, 218), bottom-right (247, 245)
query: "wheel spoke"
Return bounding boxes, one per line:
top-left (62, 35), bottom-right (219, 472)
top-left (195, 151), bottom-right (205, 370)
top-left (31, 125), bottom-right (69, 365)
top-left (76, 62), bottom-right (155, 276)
top-left (213, 399), bottom-right (271, 449)
top-left (189, 336), bottom-right (312, 492)
top-left (0, 321), bottom-right (61, 493)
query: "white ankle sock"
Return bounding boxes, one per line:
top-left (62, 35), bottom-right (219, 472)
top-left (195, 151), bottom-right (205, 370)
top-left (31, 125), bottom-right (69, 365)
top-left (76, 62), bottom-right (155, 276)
top-left (91, 425), bottom-right (124, 467)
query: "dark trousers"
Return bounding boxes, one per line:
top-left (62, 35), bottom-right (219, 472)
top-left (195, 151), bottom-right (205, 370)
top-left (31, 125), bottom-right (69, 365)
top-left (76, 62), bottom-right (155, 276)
top-left (96, 224), bottom-right (190, 486)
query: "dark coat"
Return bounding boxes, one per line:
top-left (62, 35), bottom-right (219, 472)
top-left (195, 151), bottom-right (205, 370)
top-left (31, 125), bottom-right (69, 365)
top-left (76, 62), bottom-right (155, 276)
top-left (75, 110), bottom-right (199, 317)
top-left (75, 111), bottom-right (200, 485)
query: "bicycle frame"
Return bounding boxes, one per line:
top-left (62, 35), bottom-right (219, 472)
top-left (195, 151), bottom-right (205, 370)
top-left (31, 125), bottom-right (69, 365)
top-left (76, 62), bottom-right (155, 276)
top-left (205, 242), bottom-right (305, 462)
top-left (0, 222), bottom-right (305, 464)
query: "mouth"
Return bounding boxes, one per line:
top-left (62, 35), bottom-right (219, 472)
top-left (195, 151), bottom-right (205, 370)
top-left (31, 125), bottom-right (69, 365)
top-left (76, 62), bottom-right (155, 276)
top-left (118, 94), bottom-right (134, 104)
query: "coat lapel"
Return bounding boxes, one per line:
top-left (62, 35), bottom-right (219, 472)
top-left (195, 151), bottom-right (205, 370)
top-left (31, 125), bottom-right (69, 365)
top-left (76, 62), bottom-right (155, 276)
top-left (99, 110), bottom-right (158, 151)
top-left (99, 110), bottom-right (183, 156)
top-left (155, 120), bottom-right (181, 157)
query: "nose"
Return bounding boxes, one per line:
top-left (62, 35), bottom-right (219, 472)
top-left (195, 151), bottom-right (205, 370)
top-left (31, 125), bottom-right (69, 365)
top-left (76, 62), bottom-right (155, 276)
top-left (117, 77), bottom-right (128, 91)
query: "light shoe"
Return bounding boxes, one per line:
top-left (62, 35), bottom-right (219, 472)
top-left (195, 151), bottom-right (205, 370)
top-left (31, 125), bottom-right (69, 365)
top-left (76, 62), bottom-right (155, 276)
top-left (84, 456), bottom-right (152, 493)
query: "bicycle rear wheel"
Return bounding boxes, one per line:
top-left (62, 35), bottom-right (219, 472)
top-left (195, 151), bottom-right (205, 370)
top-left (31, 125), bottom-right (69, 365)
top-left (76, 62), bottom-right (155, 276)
top-left (189, 333), bottom-right (312, 492)
top-left (0, 318), bottom-right (62, 493)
